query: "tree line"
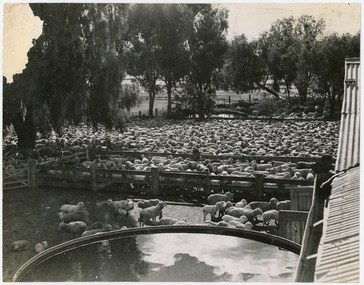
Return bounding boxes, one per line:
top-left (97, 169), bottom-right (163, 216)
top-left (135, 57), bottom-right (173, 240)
top-left (3, 3), bottom-right (360, 148)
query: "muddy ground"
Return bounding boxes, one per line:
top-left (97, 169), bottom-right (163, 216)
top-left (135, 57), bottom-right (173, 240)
top-left (2, 187), bottom-right (204, 282)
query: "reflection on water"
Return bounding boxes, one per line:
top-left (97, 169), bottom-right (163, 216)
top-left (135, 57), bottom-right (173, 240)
top-left (19, 233), bottom-right (298, 282)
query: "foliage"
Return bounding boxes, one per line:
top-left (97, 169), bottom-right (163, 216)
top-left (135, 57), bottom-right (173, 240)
top-left (4, 3), bottom-right (140, 147)
top-left (312, 32), bottom-right (360, 118)
top-left (156, 4), bottom-right (194, 117)
top-left (250, 96), bottom-right (287, 118)
top-left (186, 4), bottom-right (229, 119)
top-left (172, 81), bottom-right (216, 119)
top-left (264, 15), bottom-right (326, 103)
top-left (123, 4), bottom-right (163, 117)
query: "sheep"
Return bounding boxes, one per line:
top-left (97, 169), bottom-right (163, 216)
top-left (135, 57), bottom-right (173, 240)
top-left (85, 222), bottom-right (104, 231)
top-left (248, 197), bottom-right (278, 212)
top-left (221, 214), bottom-right (238, 223)
top-left (81, 224), bottom-right (113, 237)
top-left (139, 201), bottom-right (167, 227)
top-left (221, 214), bottom-right (248, 224)
top-left (207, 191), bottom-right (234, 205)
top-left (204, 220), bottom-right (231, 227)
top-left (58, 221), bottom-right (87, 239)
top-left (229, 220), bottom-right (246, 228)
top-left (114, 199), bottom-right (134, 215)
top-left (262, 210), bottom-right (279, 226)
top-left (276, 200), bottom-right (291, 211)
top-left (59, 202), bottom-right (85, 213)
top-left (291, 172), bottom-right (305, 180)
top-left (218, 201), bottom-right (233, 218)
top-left (173, 221), bottom-right (190, 226)
top-left (236, 221), bottom-right (253, 230)
top-left (156, 217), bottom-right (184, 225)
top-left (235, 199), bottom-right (248, 208)
top-left (203, 201), bottom-right (224, 221)
top-left (306, 172), bottom-right (315, 180)
top-left (225, 207), bottom-right (263, 221)
top-left (59, 210), bottom-right (90, 224)
top-left (11, 240), bottom-right (31, 251)
top-left (137, 199), bottom-right (160, 209)
top-left (34, 241), bottom-right (48, 253)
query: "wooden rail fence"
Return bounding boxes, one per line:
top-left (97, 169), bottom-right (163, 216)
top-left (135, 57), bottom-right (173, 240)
top-left (31, 162), bottom-right (314, 201)
top-left (91, 149), bottom-right (324, 163)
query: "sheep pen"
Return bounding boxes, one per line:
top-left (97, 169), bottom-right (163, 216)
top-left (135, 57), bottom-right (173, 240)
top-left (2, 186), bottom-right (204, 282)
top-left (2, 119), bottom-right (339, 282)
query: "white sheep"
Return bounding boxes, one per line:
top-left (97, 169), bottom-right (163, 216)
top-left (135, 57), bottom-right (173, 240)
top-left (226, 207), bottom-right (263, 220)
top-left (34, 241), bottom-right (48, 253)
top-left (11, 240), bottom-right (30, 251)
top-left (59, 202), bottom-right (85, 213)
top-left (139, 201), bottom-right (167, 227)
top-left (114, 199), bottom-right (134, 215)
top-left (157, 217), bottom-right (183, 225)
top-left (229, 220), bottom-right (246, 228)
top-left (262, 210), bottom-right (279, 226)
top-left (59, 210), bottom-right (90, 224)
top-left (221, 214), bottom-right (248, 224)
top-left (203, 201), bottom-right (224, 221)
top-left (235, 199), bottom-right (248, 208)
top-left (306, 172), bottom-right (315, 180)
top-left (205, 220), bottom-right (231, 227)
top-left (58, 221), bottom-right (87, 239)
top-left (207, 191), bottom-right (234, 205)
top-left (248, 197), bottom-right (278, 212)
top-left (221, 214), bottom-right (238, 223)
top-left (173, 221), bottom-right (190, 226)
top-left (218, 201), bottom-right (233, 218)
top-left (236, 221), bottom-right (253, 230)
top-left (276, 200), bottom-right (291, 211)
top-left (81, 224), bottom-right (113, 237)
top-left (291, 172), bottom-right (305, 180)
top-left (137, 199), bottom-right (160, 209)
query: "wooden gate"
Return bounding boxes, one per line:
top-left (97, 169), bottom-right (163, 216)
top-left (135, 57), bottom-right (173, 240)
top-left (290, 186), bottom-right (313, 211)
top-left (3, 166), bottom-right (28, 190)
top-left (279, 210), bottom-right (309, 244)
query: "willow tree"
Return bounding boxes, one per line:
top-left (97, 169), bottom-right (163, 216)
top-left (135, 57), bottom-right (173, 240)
top-left (3, 3), bottom-right (139, 148)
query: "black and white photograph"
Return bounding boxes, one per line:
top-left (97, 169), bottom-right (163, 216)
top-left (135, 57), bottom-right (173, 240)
top-left (2, 1), bottom-right (361, 282)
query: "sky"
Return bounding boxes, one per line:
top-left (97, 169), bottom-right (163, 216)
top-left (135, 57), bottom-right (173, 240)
top-left (1, 1), bottom-right (362, 83)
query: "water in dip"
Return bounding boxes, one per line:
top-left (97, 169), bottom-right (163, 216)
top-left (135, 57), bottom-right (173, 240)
top-left (18, 233), bottom-right (298, 282)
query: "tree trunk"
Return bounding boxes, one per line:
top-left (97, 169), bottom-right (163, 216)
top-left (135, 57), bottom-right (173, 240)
top-left (167, 81), bottom-right (172, 117)
top-left (148, 90), bottom-right (154, 117)
top-left (12, 109), bottom-right (36, 149)
top-left (197, 84), bottom-right (204, 120)
top-left (254, 81), bottom-right (280, 98)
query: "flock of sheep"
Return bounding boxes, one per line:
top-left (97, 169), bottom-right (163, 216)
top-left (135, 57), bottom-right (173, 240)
top-left (55, 191), bottom-right (291, 242)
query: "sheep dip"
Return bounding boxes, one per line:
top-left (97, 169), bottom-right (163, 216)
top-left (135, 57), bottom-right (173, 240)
top-left (14, 228), bottom-right (299, 282)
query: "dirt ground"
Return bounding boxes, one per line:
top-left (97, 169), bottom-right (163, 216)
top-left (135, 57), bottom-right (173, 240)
top-left (2, 187), bottom-right (204, 282)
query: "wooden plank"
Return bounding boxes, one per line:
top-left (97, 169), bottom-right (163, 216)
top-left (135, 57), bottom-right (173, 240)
top-left (94, 150), bottom-right (324, 163)
top-left (3, 184), bottom-right (28, 190)
top-left (37, 182), bottom-right (90, 189)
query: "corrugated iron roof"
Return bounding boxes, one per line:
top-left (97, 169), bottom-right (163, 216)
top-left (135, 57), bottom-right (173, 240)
top-left (335, 58), bottom-right (360, 172)
top-left (314, 166), bottom-right (360, 283)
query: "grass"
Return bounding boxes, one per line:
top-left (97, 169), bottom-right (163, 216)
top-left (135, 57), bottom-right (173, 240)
top-left (128, 90), bottom-right (264, 116)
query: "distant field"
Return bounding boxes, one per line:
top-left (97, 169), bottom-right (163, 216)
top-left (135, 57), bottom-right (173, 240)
top-left (128, 90), bottom-right (264, 116)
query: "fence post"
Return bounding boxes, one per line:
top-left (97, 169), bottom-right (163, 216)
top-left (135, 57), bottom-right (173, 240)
top-left (139, 111), bottom-right (142, 120)
top-left (90, 163), bottom-right (97, 191)
top-left (28, 160), bottom-right (37, 188)
top-left (155, 108), bottom-right (158, 117)
top-left (205, 169), bottom-right (211, 196)
top-left (255, 173), bottom-right (264, 200)
top-left (151, 166), bottom-right (160, 195)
